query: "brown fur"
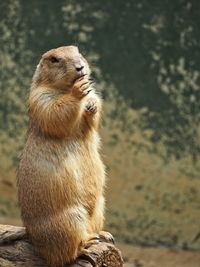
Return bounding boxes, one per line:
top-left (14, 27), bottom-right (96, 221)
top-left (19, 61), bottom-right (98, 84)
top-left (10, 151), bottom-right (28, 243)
top-left (17, 46), bottom-right (106, 266)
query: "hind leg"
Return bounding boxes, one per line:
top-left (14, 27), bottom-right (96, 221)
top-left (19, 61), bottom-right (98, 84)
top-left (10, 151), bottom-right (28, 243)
top-left (86, 196), bottom-right (114, 244)
top-left (28, 205), bottom-right (98, 266)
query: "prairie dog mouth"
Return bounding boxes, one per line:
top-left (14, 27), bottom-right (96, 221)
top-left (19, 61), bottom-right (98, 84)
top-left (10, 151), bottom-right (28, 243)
top-left (77, 69), bottom-right (87, 78)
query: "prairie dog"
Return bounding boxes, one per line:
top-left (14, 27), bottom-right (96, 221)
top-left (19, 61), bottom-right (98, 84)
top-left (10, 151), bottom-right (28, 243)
top-left (17, 46), bottom-right (112, 266)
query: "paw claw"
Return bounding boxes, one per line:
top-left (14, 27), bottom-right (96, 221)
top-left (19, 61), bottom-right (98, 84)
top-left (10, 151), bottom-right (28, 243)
top-left (83, 88), bottom-right (92, 95)
top-left (85, 99), bottom-right (97, 114)
top-left (99, 231), bottom-right (115, 244)
top-left (109, 236), bottom-right (115, 244)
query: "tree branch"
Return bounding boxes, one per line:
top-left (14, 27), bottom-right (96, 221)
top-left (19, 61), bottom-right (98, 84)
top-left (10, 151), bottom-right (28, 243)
top-left (0, 224), bottom-right (124, 267)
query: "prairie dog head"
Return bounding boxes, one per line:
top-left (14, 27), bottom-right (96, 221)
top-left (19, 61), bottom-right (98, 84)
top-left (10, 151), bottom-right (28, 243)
top-left (32, 46), bottom-right (91, 90)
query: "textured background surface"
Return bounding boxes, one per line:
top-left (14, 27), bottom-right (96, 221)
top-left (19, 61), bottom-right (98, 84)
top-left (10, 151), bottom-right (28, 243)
top-left (0, 1), bottom-right (200, 265)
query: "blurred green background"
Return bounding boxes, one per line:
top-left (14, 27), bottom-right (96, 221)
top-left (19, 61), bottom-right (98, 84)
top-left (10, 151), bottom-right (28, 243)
top-left (1, 0), bottom-right (200, 259)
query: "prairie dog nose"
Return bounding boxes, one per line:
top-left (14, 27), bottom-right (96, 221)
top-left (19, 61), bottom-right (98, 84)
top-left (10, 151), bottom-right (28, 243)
top-left (76, 65), bottom-right (84, 71)
top-left (74, 60), bottom-right (84, 71)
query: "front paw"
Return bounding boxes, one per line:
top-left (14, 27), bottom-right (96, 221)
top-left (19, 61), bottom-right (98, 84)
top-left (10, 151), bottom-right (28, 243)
top-left (72, 75), bottom-right (94, 99)
top-left (85, 99), bottom-right (98, 114)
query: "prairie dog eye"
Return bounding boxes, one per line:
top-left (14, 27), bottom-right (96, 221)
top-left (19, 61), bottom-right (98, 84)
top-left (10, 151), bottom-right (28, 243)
top-left (50, 57), bottom-right (59, 63)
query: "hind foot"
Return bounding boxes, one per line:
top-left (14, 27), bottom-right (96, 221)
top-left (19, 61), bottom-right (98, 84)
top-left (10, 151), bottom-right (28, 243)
top-left (83, 231), bottom-right (114, 247)
top-left (98, 231), bottom-right (115, 244)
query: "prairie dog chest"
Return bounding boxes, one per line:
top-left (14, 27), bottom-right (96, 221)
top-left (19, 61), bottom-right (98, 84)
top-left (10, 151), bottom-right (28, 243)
top-left (57, 131), bottom-right (103, 178)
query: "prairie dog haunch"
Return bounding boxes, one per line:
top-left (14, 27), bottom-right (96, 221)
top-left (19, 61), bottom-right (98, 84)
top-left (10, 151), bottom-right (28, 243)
top-left (17, 46), bottom-right (112, 267)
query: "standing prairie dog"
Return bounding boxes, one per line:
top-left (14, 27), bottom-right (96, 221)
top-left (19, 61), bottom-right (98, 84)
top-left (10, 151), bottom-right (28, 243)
top-left (17, 46), bottom-right (113, 267)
